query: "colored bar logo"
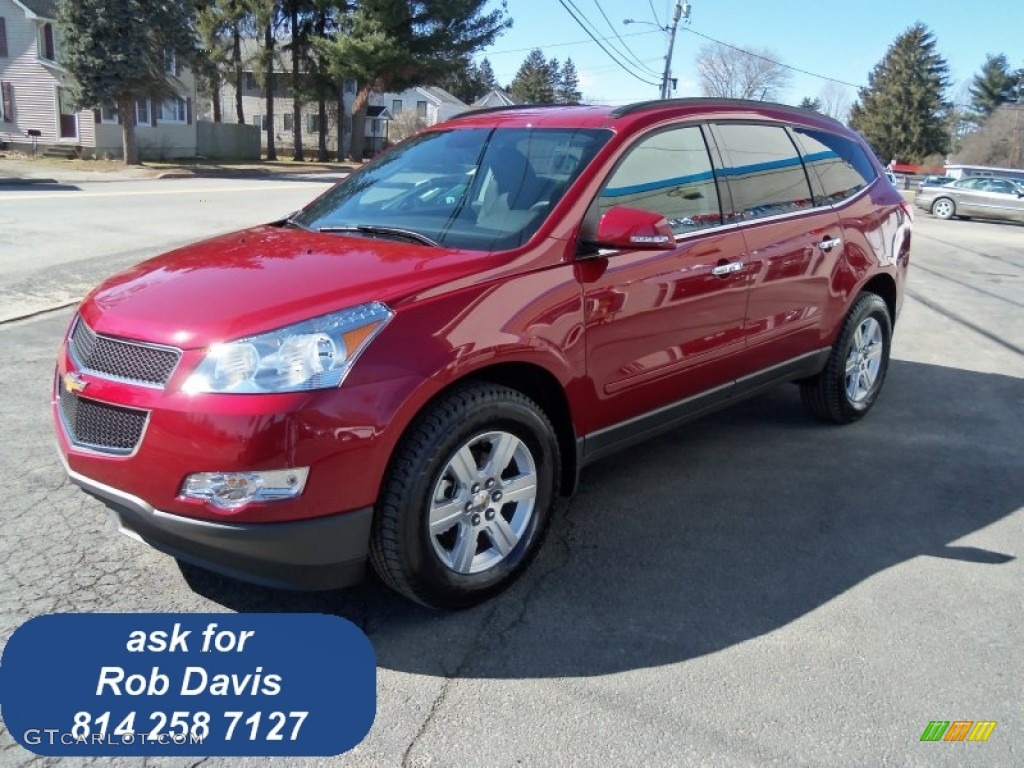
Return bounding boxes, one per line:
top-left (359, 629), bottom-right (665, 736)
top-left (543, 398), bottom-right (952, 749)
top-left (920, 721), bottom-right (997, 742)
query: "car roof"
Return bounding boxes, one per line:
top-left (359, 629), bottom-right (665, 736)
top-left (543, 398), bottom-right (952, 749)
top-left (443, 98), bottom-right (851, 136)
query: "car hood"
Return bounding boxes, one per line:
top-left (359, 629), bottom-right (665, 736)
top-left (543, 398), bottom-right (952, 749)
top-left (79, 225), bottom-right (504, 347)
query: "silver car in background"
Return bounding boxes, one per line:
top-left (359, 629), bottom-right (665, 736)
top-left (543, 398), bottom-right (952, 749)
top-left (916, 177), bottom-right (1024, 223)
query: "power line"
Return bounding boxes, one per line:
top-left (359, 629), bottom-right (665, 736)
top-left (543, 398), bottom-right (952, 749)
top-left (485, 29), bottom-right (660, 58)
top-left (682, 27), bottom-right (866, 90)
top-left (556, 0), bottom-right (660, 86)
top-left (647, 0), bottom-right (662, 27)
top-left (590, 0), bottom-right (661, 77)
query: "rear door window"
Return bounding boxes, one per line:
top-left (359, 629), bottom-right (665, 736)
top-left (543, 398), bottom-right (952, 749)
top-left (791, 128), bottom-right (878, 205)
top-left (597, 125), bottom-right (723, 234)
top-left (713, 123), bottom-right (814, 221)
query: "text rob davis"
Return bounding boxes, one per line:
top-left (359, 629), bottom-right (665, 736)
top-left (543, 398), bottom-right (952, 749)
top-left (0, 613), bottom-right (375, 756)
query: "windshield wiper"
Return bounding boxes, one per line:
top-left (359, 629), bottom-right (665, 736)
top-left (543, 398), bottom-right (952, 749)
top-left (318, 224), bottom-right (438, 247)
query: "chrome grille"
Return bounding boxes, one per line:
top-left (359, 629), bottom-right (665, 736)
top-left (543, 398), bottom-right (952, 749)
top-left (68, 318), bottom-right (181, 387)
top-left (58, 386), bottom-right (148, 455)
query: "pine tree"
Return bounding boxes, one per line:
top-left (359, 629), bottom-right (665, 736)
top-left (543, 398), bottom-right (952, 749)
top-left (969, 54), bottom-right (1018, 120)
top-left (479, 58), bottom-right (498, 92)
top-left (57, 0), bottom-right (197, 164)
top-left (849, 23), bottom-right (951, 164)
top-left (318, 0), bottom-right (509, 160)
top-left (557, 58), bottom-right (581, 104)
top-left (798, 97), bottom-right (822, 113)
top-left (510, 49), bottom-right (556, 103)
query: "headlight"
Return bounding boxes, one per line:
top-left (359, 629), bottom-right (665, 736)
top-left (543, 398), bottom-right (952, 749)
top-left (182, 302), bottom-right (393, 394)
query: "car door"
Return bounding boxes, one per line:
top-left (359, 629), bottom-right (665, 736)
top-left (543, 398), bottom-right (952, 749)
top-left (947, 178), bottom-right (988, 215)
top-left (578, 122), bottom-right (751, 455)
top-left (709, 122), bottom-right (844, 376)
top-left (975, 179), bottom-right (1024, 220)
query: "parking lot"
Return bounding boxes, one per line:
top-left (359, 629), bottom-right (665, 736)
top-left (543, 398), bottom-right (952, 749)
top-left (0, 198), bottom-right (1021, 766)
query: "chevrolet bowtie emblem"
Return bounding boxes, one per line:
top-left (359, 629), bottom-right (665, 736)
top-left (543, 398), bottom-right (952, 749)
top-left (63, 372), bottom-right (88, 394)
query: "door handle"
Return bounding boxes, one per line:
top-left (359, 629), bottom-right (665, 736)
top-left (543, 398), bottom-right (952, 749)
top-left (818, 236), bottom-right (842, 252)
top-left (711, 261), bottom-right (743, 276)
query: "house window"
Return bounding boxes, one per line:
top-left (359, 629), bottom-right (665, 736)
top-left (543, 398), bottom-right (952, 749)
top-left (1, 17), bottom-right (9, 59)
top-left (165, 51), bottom-right (176, 75)
top-left (283, 113), bottom-right (293, 132)
top-left (135, 99), bottom-right (150, 126)
top-left (392, 99), bottom-right (402, 114)
top-left (245, 72), bottom-right (256, 91)
top-left (40, 22), bottom-right (55, 61)
top-left (252, 113), bottom-right (267, 130)
top-left (307, 114), bottom-right (320, 133)
top-left (157, 97), bottom-right (187, 123)
top-left (1, 81), bottom-right (12, 123)
top-left (417, 101), bottom-right (427, 120)
top-left (100, 105), bottom-right (119, 124)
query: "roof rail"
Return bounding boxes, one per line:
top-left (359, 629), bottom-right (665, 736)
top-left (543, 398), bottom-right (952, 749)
top-left (610, 98), bottom-right (844, 127)
top-left (446, 103), bottom-right (587, 121)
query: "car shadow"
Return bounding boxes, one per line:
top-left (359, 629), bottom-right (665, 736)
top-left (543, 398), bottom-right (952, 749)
top-left (0, 181), bottom-right (82, 192)
top-left (182, 359), bottom-right (1022, 679)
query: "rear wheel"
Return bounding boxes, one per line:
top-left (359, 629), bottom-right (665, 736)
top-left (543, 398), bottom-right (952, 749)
top-left (801, 293), bottom-right (892, 424)
top-left (369, 384), bottom-right (559, 609)
top-left (931, 197), bottom-right (956, 219)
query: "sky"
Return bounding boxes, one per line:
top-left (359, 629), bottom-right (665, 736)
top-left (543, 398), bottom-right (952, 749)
top-left (477, 0), bottom-right (1024, 112)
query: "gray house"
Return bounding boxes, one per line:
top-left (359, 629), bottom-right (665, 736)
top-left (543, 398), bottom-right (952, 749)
top-left (0, 0), bottom-right (198, 158)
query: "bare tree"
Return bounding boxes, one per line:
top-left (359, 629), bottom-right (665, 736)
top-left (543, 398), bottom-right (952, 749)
top-left (818, 81), bottom-right (852, 121)
top-left (695, 42), bottom-right (790, 101)
top-left (389, 110), bottom-right (427, 144)
top-left (954, 105), bottom-right (1024, 167)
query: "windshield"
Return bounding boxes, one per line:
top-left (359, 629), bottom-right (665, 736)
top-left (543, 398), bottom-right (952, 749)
top-left (294, 126), bottom-right (611, 251)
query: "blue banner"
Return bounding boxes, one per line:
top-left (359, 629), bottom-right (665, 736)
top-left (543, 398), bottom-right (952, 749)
top-left (0, 613), bottom-right (375, 756)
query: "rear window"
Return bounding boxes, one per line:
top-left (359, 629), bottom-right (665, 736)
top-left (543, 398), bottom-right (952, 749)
top-left (791, 128), bottom-right (877, 205)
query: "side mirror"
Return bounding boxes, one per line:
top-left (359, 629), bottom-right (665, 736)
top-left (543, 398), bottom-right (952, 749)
top-left (586, 205), bottom-right (676, 251)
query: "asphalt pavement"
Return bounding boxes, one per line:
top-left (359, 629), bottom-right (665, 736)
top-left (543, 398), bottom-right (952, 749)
top-left (0, 201), bottom-right (1020, 767)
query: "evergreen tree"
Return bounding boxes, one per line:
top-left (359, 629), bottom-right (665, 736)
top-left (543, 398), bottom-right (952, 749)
top-left (479, 58), bottom-right (498, 91)
top-left (437, 57), bottom-right (488, 103)
top-left (969, 54), bottom-right (1018, 120)
top-left (557, 58), bottom-right (581, 104)
top-left (798, 96), bottom-right (822, 113)
top-left (510, 48), bottom-right (556, 103)
top-left (57, 0), bottom-right (197, 164)
top-left (849, 23), bottom-right (951, 164)
top-left (317, 0), bottom-right (509, 160)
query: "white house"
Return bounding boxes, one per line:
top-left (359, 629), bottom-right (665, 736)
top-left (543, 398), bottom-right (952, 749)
top-left (0, 0), bottom-right (198, 159)
top-left (373, 85), bottom-right (468, 127)
top-left (214, 41), bottom-right (469, 158)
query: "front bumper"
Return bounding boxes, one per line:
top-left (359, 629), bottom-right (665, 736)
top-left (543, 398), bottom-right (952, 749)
top-left (58, 451), bottom-right (373, 590)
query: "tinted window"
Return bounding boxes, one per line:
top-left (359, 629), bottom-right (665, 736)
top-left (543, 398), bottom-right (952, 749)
top-left (984, 179), bottom-right (1016, 194)
top-left (955, 179), bottom-right (985, 190)
top-left (294, 127), bottom-right (610, 251)
top-left (598, 125), bottom-right (722, 234)
top-left (715, 124), bottom-right (813, 220)
top-left (792, 128), bottom-right (877, 204)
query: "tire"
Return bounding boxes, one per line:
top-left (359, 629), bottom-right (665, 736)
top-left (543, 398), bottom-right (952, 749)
top-left (800, 293), bottom-right (892, 424)
top-left (931, 197), bottom-right (956, 220)
top-left (369, 383), bottom-right (560, 609)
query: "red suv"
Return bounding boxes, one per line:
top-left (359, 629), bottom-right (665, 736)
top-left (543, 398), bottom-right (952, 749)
top-left (54, 100), bottom-right (911, 609)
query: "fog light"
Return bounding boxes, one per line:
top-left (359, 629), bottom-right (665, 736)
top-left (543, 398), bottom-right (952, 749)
top-left (181, 468), bottom-right (309, 510)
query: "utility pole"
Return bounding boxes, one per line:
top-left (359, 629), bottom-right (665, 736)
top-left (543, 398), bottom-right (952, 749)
top-left (661, 1), bottom-right (691, 99)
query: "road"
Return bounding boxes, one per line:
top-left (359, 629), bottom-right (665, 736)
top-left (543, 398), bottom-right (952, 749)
top-left (0, 175), bottom-right (337, 321)
top-left (0, 184), bottom-right (1021, 767)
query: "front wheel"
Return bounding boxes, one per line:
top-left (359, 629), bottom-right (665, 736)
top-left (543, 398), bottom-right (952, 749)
top-left (369, 384), bottom-right (560, 609)
top-left (801, 293), bottom-right (892, 424)
top-left (931, 197), bottom-right (956, 220)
